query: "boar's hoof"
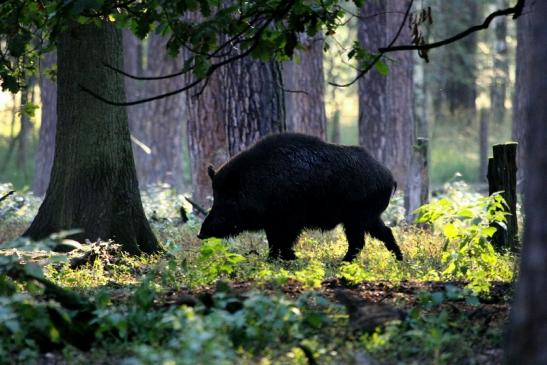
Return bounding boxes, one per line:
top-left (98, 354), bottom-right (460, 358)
top-left (267, 249), bottom-right (297, 261)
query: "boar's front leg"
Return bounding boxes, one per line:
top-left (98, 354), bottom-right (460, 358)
top-left (265, 225), bottom-right (300, 260)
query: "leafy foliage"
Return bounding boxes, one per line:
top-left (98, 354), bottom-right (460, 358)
top-left (415, 191), bottom-right (510, 293)
top-left (0, 184), bottom-right (517, 364)
top-left (0, 0), bottom-right (374, 96)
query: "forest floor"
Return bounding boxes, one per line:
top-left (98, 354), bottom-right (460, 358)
top-left (0, 182), bottom-right (517, 365)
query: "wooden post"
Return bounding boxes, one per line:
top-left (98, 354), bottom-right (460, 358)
top-left (487, 142), bottom-right (518, 251)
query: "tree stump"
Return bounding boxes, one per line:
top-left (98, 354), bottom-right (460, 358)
top-left (487, 142), bottom-right (518, 251)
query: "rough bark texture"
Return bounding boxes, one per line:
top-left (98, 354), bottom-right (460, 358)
top-left (221, 58), bottom-right (286, 156)
top-left (505, 2), bottom-right (547, 363)
top-left (479, 108), bottom-right (489, 182)
top-left (33, 51), bottom-right (57, 196)
top-left (487, 143), bottom-right (518, 251)
top-left (358, 0), bottom-right (414, 188)
top-left (490, 0), bottom-right (509, 124)
top-left (185, 72), bottom-right (227, 207)
top-left (405, 54), bottom-right (429, 221)
top-left (24, 21), bottom-right (159, 255)
top-left (512, 1), bottom-right (532, 191)
top-left (283, 34), bottom-right (326, 139)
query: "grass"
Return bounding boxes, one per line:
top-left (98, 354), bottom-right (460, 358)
top-left (0, 183), bottom-right (517, 365)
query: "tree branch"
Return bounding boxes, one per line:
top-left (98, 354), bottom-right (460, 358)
top-left (81, 0), bottom-right (296, 106)
top-left (329, 0), bottom-right (413, 88)
top-left (378, 0), bottom-right (525, 53)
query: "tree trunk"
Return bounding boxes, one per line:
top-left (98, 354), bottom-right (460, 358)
top-left (358, 0), bottom-right (414, 188)
top-left (490, 0), bottom-right (509, 124)
top-left (487, 143), bottom-right (518, 251)
top-left (443, 0), bottom-right (479, 113)
top-left (221, 58), bottom-right (286, 156)
top-left (479, 108), bottom-right (489, 182)
top-left (505, 2), bottom-right (547, 363)
top-left (17, 76), bottom-right (34, 181)
top-left (134, 34), bottom-right (185, 190)
top-left (283, 34), bottom-right (326, 139)
top-left (405, 54), bottom-right (429, 222)
top-left (185, 69), bottom-right (228, 207)
top-left (24, 21), bottom-right (160, 255)
top-left (33, 51), bottom-right (57, 196)
top-left (512, 1), bottom-right (531, 191)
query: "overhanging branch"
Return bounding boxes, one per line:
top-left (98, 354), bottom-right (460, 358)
top-left (330, 0), bottom-right (525, 88)
top-left (379, 0), bottom-right (525, 53)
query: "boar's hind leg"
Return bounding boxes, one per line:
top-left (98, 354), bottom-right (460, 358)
top-left (368, 218), bottom-right (403, 261)
top-left (265, 226), bottom-right (299, 260)
top-left (342, 221), bottom-right (366, 262)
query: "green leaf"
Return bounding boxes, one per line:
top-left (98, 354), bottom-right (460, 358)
top-left (374, 59), bottom-right (389, 76)
top-left (482, 227), bottom-right (497, 237)
top-left (442, 223), bottom-right (459, 239)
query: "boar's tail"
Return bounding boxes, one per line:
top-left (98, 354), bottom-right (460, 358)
top-left (391, 181), bottom-right (397, 198)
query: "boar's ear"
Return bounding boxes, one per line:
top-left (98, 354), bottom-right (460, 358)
top-left (207, 165), bottom-right (216, 180)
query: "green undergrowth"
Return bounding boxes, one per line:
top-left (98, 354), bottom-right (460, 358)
top-left (0, 182), bottom-right (517, 364)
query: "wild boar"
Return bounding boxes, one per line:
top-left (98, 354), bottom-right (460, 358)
top-left (198, 133), bottom-right (403, 262)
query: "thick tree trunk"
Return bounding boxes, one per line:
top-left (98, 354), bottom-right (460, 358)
top-left (221, 58), bottom-right (286, 156)
top-left (490, 0), bottom-right (509, 124)
top-left (505, 2), bottom-right (547, 363)
top-left (283, 34), bottom-right (326, 139)
top-left (24, 21), bottom-right (160, 255)
top-left (185, 73), bottom-right (228, 207)
top-left (358, 0), bottom-right (414, 188)
top-left (33, 52), bottom-right (57, 196)
top-left (512, 1), bottom-right (532, 191)
top-left (134, 34), bottom-right (185, 190)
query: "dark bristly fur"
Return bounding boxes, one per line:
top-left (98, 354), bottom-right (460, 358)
top-left (198, 133), bottom-right (403, 262)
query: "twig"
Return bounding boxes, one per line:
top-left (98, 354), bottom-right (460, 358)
top-left (0, 190), bottom-right (15, 204)
top-left (185, 196), bottom-right (208, 216)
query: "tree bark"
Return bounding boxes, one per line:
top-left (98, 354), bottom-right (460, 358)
top-left (134, 34), bottom-right (186, 190)
top-left (479, 108), bottom-right (489, 182)
top-left (512, 1), bottom-right (532, 191)
top-left (33, 51), bottom-right (57, 196)
top-left (442, 0), bottom-right (479, 113)
top-left (17, 77), bottom-right (33, 182)
top-left (358, 0), bottom-right (414, 188)
top-left (185, 71), bottom-right (228, 207)
top-left (24, 21), bottom-right (160, 255)
top-left (283, 34), bottom-right (327, 139)
top-left (505, 2), bottom-right (547, 363)
top-left (221, 58), bottom-right (286, 156)
top-left (490, 0), bottom-right (509, 124)
top-left (405, 54), bottom-right (429, 222)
